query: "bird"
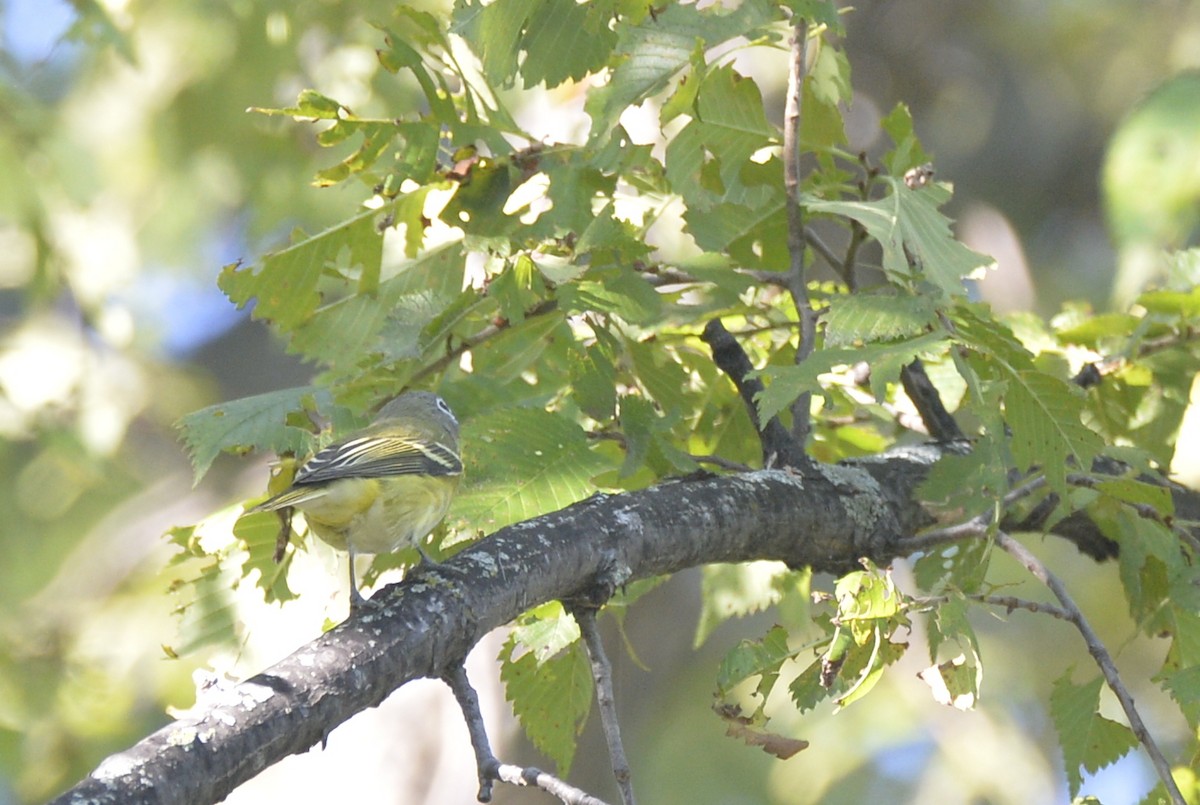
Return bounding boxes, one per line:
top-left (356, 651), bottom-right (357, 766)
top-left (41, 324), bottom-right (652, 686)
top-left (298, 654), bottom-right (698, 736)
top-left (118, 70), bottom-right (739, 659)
top-left (251, 391), bottom-right (462, 608)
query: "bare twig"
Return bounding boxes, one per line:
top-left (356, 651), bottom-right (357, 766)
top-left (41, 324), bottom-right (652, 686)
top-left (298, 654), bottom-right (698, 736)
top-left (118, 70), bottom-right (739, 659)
top-left (700, 318), bottom-right (808, 468)
top-left (413, 299), bottom-right (558, 385)
top-left (444, 664), bottom-right (612, 805)
top-left (894, 519), bottom-right (989, 554)
top-left (973, 594), bottom-right (1073, 621)
top-left (493, 765), bottom-right (611, 805)
top-left (575, 609), bottom-right (636, 805)
top-left (911, 593), bottom-right (1074, 622)
top-left (994, 531), bottom-right (1186, 805)
top-left (782, 16), bottom-right (817, 446)
top-left (444, 665), bottom-right (500, 802)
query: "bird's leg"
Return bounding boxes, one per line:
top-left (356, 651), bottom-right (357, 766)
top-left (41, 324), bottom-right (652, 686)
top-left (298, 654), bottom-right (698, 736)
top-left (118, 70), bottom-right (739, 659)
top-left (347, 544), bottom-right (368, 609)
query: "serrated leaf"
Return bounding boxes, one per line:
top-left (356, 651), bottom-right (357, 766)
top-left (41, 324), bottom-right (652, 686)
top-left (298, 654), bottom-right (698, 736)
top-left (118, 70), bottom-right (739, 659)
top-left (880, 102), bottom-right (930, 175)
top-left (510, 601), bottom-right (581, 663)
top-left (220, 209), bottom-right (384, 333)
top-left (234, 512), bottom-right (298, 603)
top-left (1006, 369), bottom-right (1103, 495)
top-left (1050, 672), bottom-right (1140, 797)
top-left (921, 597), bottom-right (982, 710)
top-left (756, 331), bottom-right (947, 423)
top-left (1095, 477), bottom-right (1175, 517)
top-left (558, 270), bottom-right (662, 325)
top-left (803, 178), bottom-right (992, 298)
top-left (911, 526), bottom-right (992, 594)
top-left (450, 407), bottom-right (611, 530)
top-left (823, 292), bottom-right (939, 347)
top-left (715, 624), bottom-right (794, 705)
top-left (585, 0), bottom-right (780, 143)
top-left (695, 562), bottom-right (791, 648)
top-left (176, 387), bottom-right (333, 483)
top-left (520, 0), bottom-right (616, 88)
top-left (917, 654), bottom-right (978, 710)
top-left (500, 634), bottom-right (593, 775)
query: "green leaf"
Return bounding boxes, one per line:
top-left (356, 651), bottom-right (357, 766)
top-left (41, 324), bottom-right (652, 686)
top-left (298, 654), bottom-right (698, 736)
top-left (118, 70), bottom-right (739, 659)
top-left (450, 407), bottom-right (611, 530)
top-left (716, 624), bottom-right (795, 706)
top-left (219, 208), bottom-right (385, 333)
top-left (617, 393), bottom-right (698, 480)
top-left (585, 0), bottom-right (780, 143)
top-left (1050, 672), bottom-right (1140, 798)
top-left (921, 597), bottom-right (982, 710)
top-left (880, 102), bottom-right (931, 175)
top-left (803, 178), bottom-right (992, 298)
top-left (233, 512), bottom-right (298, 603)
top-left (695, 562), bottom-right (792, 648)
top-left (520, 0), bottom-right (617, 88)
top-left (1006, 369), bottom-right (1103, 495)
top-left (911, 518), bottom-right (992, 594)
top-left (500, 632), bottom-right (593, 775)
top-left (1094, 477), bottom-right (1174, 517)
top-left (176, 387), bottom-right (334, 483)
top-left (569, 343), bottom-right (618, 421)
top-left (665, 63), bottom-right (777, 208)
top-left (510, 601), bottom-right (581, 663)
top-left (823, 292), bottom-right (939, 347)
top-left (756, 331), bottom-right (947, 423)
top-left (558, 269), bottom-right (662, 325)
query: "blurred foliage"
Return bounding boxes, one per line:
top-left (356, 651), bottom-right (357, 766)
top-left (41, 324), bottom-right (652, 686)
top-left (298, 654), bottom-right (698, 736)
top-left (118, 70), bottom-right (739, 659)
top-left (4, 1), bottom-right (1200, 804)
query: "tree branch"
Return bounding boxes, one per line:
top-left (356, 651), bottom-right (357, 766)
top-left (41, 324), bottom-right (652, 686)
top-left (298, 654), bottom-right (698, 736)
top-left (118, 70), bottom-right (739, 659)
top-left (50, 445), bottom-right (1200, 805)
top-left (899, 358), bottom-right (964, 442)
top-left (701, 318), bottom-right (809, 469)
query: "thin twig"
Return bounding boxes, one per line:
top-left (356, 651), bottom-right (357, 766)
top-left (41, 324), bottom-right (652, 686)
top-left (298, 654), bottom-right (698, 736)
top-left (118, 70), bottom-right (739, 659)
top-left (444, 665), bottom-right (612, 805)
top-left (994, 531), bottom-right (1186, 805)
top-left (413, 299), bottom-right (558, 385)
top-left (494, 765), bottom-right (611, 805)
top-left (689, 453), bottom-right (753, 473)
top-left (973, 594), bottom-right (1074, 621)
top-left (576, 609), bottom-right (637, 805)
top-left (782, 16), bottom-right (816, 446)
top-left (443, 664), bottom-right (500, 802)
top-left (896, 474), bottom-right (1047, 554)
top-left (911, 593), bottom-right (1074, 622)
top-left (895, 519), bottom-right (989, 554)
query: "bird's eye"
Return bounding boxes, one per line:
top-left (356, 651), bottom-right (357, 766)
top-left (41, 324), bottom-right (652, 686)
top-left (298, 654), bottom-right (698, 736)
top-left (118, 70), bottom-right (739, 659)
top-left (437, 396), bottom-right (456, 420)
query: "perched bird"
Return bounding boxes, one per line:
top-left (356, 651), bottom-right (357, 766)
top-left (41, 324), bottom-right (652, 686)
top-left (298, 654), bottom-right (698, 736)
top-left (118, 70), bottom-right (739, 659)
top-left (251, 391), bottom-right (462, 607)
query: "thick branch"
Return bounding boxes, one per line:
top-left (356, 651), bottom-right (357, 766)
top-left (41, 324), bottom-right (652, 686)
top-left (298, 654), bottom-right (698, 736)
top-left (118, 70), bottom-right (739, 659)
top-left (52, 452), bottom-right (936, 805)
top-left (51, 445), bottom-right (1200, 805)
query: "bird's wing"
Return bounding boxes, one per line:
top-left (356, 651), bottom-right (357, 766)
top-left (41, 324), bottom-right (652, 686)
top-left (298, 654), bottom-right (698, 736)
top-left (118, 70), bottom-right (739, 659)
top-left (293, 434), bottom-right (462, 485)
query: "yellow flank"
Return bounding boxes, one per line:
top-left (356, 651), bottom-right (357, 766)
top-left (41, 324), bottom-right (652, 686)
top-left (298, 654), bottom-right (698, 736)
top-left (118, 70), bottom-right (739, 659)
top-left (294, 474), bottom-right (460, 555)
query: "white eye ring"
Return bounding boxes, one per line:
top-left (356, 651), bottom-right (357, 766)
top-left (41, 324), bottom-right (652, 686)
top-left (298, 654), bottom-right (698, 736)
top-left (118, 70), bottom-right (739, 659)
top-left (436, 396), bottom-right (457, 421)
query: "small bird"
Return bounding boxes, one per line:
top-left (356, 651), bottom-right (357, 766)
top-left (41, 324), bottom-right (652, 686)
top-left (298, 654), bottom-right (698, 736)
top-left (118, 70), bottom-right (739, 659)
top-left (251, 391), bottom-right (462, 607)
